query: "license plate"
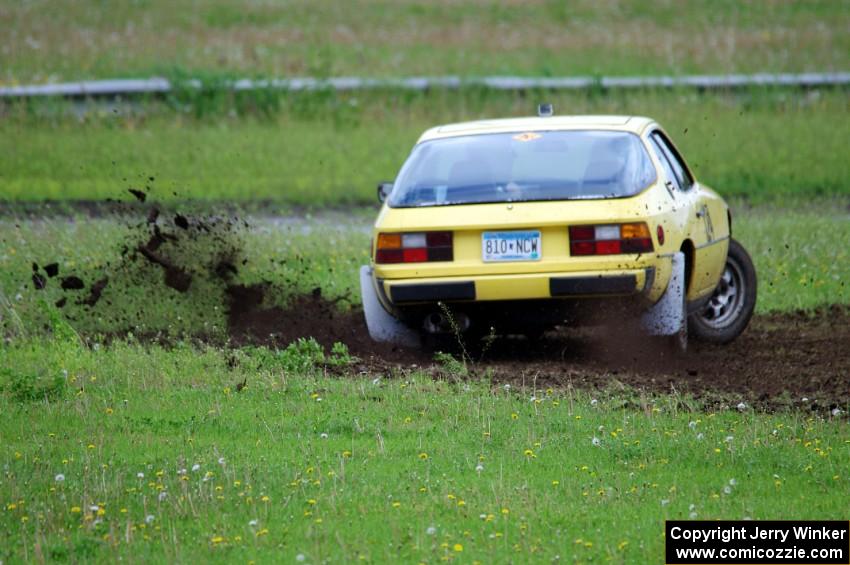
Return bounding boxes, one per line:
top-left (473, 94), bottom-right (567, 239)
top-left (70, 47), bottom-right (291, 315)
top-left (482, 230), bottom-right (542, 262)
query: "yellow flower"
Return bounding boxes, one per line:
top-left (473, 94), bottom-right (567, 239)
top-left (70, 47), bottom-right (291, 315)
top-left (261, 496), bottom-right (270, 503)
top-left (418, 452), bottom-right (428, 460)
top-left (70, 506), bottom-right (81, 513)
top-left (342, 450), bottom-right (352, 458)
top-left (307, 499), bottom-right (317, 505)
top-left (256, 528), bottom-right (269, 537)
top-left (523, 449), bottom-right (535, 458)
top-left (511, 413), bottom-right (518, 420)
top-left (392, 501), bottom-right (401, 508)
top-left (211, 535), bottom-right (224, 544)
top-left (105, 407), bottom-right (113, 415)
top-left (453, 543), bottom-right (463, 552)
top-left (501, 508), bottom-right (509, 515)
top-left (457, 500), bottom-right (465, 507)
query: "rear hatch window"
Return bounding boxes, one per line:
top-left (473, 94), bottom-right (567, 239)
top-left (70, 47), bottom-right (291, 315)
top-left (389, 130), bottom-right (656, 208)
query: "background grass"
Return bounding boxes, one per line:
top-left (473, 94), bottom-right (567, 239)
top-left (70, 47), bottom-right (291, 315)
top-left (2, 0), bottom-right (849, 83)
top-left (1, 339), bottom-right (848, 563)
top-left (2, 89), bottom-right (849, 204)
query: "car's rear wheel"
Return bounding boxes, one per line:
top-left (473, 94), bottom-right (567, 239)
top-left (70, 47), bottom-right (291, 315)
top-left (688, 238), bottom-right (756, 344)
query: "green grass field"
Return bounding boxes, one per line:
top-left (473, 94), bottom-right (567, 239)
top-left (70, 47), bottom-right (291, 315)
top-left (2, 339), bottom-right (848, 563)
top-left (2, 89), bottom-right (849, 205)
top-left (2, 0), bottom-right (848, 83)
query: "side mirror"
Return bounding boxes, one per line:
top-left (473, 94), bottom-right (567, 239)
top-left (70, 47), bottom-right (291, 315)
top-left (377, 182), bottom-right (393, 203)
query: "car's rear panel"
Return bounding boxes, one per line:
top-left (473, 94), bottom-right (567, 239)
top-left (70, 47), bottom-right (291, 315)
top-left (372, 187), bottom-right (679, 306)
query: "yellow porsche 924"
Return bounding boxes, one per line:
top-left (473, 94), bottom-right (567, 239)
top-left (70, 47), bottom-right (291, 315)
top-left (359, 106), bottom-right (756, 351)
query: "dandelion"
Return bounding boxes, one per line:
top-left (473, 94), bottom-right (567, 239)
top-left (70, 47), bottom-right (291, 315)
top-left (218, 457), bottom-right (225, 465)
top-left (70, 506), bottom-right (81, 513)
top-left (661, 499), bottom-right (669, 506)
top-left (689, 511), bottom-right (698, 519)
top-left (475, 463), bottom-right (484, 473)
top-left (137, 472), bottom-right (144, 479)
top-left (55, 473), bottom-right (65, 483)
top-left (523, 449), bottom-right (535, 457)
top-left (90, 505), bottom-right (99, 512)
top-left (426, 526), bottom-right (437, 535)
top-left (418, 452), bottom-right (428, 460)
top-left (724, 435), bottom-right (734, 443)
top-left (832, 408), bottom-right (842, 417)
top-left (729, 478), bottom-right (737, 486)
top-left (261, 495), bottom-right (270, 503)
top-left (591, 437), bottom-right (601, 447)
top-left (696, 433), bottom-right (705, 440)
top-left (371, 377), bottom-right (381, 386)
top-left (688, 421), bottom-right (697, 430)
top-left (723, 486), bottom-right (732, 495)
top-left (590, 399), bottom-right (598, 406)
top-left (191, 464), bottom-right (201, 472)
top-left (256, 528), bottom-right (269, 537)
top-left (453, 543), bottom-right (463, 552)
top-left (145, 515), bottom-right (155, 524)
top-left (248, 519), bottom-right (259, 527)
top-left (296, 554), bottom-right (306, 562)
top-left (503, 384), bottom-right (511, 390)
top-left (158, 492), bottom-right (168, 502)
top-left (736, 402), bottom-right (748, 411)
top-left (320, 433), bottom-right (328, 439)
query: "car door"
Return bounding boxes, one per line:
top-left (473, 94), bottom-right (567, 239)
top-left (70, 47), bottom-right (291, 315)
top-left (648, 130), bottom-right (725, 299)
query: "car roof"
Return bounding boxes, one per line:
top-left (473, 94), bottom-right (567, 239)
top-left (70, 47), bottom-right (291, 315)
top-left (418, 115), bottom-right (657, 143)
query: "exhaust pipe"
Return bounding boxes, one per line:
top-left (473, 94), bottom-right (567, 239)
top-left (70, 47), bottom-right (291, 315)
top-left (422, 311), bottom-right (471, 334)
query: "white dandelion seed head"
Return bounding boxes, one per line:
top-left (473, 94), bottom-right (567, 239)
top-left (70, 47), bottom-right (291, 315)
top-left (725, 435), bottom-right (734, 443)
top-left (591, 437), bottom-right (601, 447)
top-left (696, 433), bottom-right (704, 440)
top-left (479, 513), bottom-right (487, 520)
top-left (723, 485), bottom-right (732, 495)
top-left (590, 398), bottom-right (598, 406)
top-left (773, 474), bottom-right (781, 480)
top-left (689, 511), bottom-right (698, 519)
top-left (15, 293), bottom-right (23, 301)
top-left (688, 421), bottom-right (697, 430)
top-left (503, 384), bottom-right (511, 390)
top-left (177, 468), bottom-right (186, 475)
top-left (529, 395), bottom-right (536, 402)
top-left (90, 505), bottom-right (99, 512)
top-left (661, 499), bottom-right (670, 506)
top-left (296, 553), bottom-right (306, 562)
top-left (426, 526), bottom-right (437, 535)
top-left (320, 433), bottom-right (328, 439)
top-left (772, 429), bottom-right (778, 436)
top-left (736, 402), bottom-right (748, 411)
top-left (54, 473), bottom-right (65, 483)
top-left (158, 491), bottom-right (168, 502)
top-left (61, 369), bottom-right (69, 378)
top-left (729, 478), bottom-right (737, 486)
top-left (249, 519), bottom-right (258, 527)
top-left (832, 408), bottom-right (842, 417)
top-left (371, 377), bottom-right (381, 386)
top-left (689, 503), bottom-right (696, 511)
top-left (145, 514), bottom-right (155, 524)
top-left (191, 464), bottom-right (201, 472)
top-left (475, 463), bottom-right (484, 473)
top-left (802, 397), bottom-right (809, 402)
top-left (137, 472), bottom-right (144, 479)
top-left (218, 457), bottom-right (225, 465)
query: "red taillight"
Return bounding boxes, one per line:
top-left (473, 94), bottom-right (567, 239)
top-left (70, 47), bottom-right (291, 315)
top-left (569, 223), bottom-right (654, 256)
top-left (375, 231), bottom-right (453, 264)
top-left (656, 225), bottom-right (665, 245)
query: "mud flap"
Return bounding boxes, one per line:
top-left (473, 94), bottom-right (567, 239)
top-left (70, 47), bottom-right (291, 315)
top-left (640, 252), bottom-right (686, 337)
top-left (359, 265), bottom-right (421, 348)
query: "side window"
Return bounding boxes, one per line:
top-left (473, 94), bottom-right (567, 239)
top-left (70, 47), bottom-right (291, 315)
top-left (649, 136), bottom-right (682, 192)
top-left (650, 131), bottom-right (693, 191)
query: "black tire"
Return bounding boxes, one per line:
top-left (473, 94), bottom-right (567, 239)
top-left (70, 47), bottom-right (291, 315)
top-left (688, 238), bottom-right (757, 344)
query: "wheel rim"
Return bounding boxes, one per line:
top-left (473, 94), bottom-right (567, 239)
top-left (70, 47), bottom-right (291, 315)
top-left (699, 255), bottom-right (746, 329)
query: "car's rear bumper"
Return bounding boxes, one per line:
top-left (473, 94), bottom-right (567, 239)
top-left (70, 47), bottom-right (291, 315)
top-left (380, 268), bottom-right (656, 306)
